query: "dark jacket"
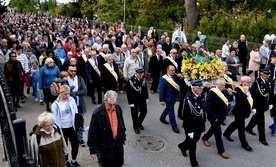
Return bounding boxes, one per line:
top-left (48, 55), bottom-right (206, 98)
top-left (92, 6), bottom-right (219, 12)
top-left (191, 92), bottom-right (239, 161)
top-left (251, 78), bottom-right (270, 113)
top-left (159, 75), bottom-right (179, 103)
top-left (182, 91), bottom-right (205, 133)
top-left (204, 88), bottom-right (233, 123)
top-left (232, 86), bottom-right (252, 119)
top-left (149, 54), bottom-right (163, 77)
top-left (101, 63), bottom-right (119, 92)
top-left (126, 75), bottom-right (149, 105)
top-left (87, 104), bottom-right (126, 154)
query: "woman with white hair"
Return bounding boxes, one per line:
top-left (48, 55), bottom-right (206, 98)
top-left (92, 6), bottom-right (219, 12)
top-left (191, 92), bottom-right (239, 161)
top-left (31, 111), bottom-right (68, 167)
top-left (39, 57), bottom-right (60, 111)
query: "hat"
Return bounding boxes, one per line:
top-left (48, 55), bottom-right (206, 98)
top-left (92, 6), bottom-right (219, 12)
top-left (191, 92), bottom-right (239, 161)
top-left (191, 80), bottom-right (204, 88)
top-left (260, 67), bottom-right (270, 76)
top-left (135, 67), bottom-right (144, 74)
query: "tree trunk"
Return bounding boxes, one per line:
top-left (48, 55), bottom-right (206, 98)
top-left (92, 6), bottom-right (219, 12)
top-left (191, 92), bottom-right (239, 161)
top-left (185, 0), bottom-right (199, 33)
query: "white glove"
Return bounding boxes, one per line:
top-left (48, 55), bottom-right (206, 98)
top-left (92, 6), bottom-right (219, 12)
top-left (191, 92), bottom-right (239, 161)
top-left (130, 104), bottom-right (135, 108)
top-left (269, 105), bottom-right (273, 110)
top-left (188, 132), bottom-right (194, 139)
top-left (146, 99), bottom-right (149, 104)
top-left (251, 109), bottom-right (256, 114)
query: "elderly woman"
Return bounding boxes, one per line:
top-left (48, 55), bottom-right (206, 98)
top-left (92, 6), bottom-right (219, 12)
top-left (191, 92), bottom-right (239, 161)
top-left (39, 58), bottom-right (60, 111)
top-left (52, 85), bottom-right (81, 167)
top-left (101, 54), bottom-right (119, 93)
top-left (4, 51), bottom-right (24, 109)
top-left (226, 48), bottom-right (240, 81)
top-left (31, 111), bottom-right (68, 167)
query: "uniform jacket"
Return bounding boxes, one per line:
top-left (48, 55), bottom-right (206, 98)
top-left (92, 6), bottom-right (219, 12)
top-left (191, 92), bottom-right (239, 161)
top-left (159, 74), bottom-right (179, 103)
top-left (86, 57), bottom-right (102, 82)
top-left (232, 86), bottom-right (252, 119)
top-left (251, 78), bottom-right (270, 112)
top-left (87, 104), bottom-right (126, 154)
top-left (182, 91), bottom-right (205, 133)
top-left (126, 74), bottom-right (149, 105)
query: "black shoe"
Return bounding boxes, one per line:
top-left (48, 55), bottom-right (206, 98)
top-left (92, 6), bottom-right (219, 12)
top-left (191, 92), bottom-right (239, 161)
top-left (242, 145), bottom-right (253, 151)
top-left (223, 135), bottom-right (234, 142)
top-left (78, 140), bottom-right (86, 147)
top-left (134, 128), bottom-right (140, 134)
top-left (92, 100), bottom-right (96, 104)
top-left (172, 128), bottom-right (180, 133)
top-left (178, 144), bottom-right (187, 157)
top-left (160, 118), bottom-right (169, 125)
top-left (20, 96), bottom-right (25, 103)
top-left (260, 140), bottom-right (269, 146)
top-left (71, 160), bottom-right (81, 167)
top-left (65, 161), bottom-right (71, 167)
top-left (15, 104), bottom-right (21, 108)
top-left (46, 106), bottom-right (51, 112)
top-left (246, 129), bottom-right (256, 136)
top-left (27, 88), bottom-right (30, 94)
top-left (138, 125), bottom-right (144, 130)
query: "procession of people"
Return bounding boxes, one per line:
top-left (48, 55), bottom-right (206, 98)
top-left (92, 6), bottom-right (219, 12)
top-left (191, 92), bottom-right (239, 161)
top-left (1, 10), bottom-right (276, 167)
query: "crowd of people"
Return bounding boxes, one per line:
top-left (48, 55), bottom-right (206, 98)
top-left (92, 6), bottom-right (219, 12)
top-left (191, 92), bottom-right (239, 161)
top-left (1, 10), bottom-right (276, 167)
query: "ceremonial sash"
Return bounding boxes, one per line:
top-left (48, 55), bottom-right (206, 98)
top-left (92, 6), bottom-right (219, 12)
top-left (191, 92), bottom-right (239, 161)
top-left (88, 59), bottom-right (101, 77)
top-left (162, 75), bottom-right (180, 91)
top-left (210, 88), bottom-right (228, 105)
top-left (81, 54), bottom-right (88, 62)
top-left (99, 52), bottom-right (106, 59)
top-left (237, 86), bottom-right (253, 109)
top-left (165, 57), bottom-right (178, 69)
top-left (224, 74), bottom-right (233, 84)
top-left (104, 63), bottom-right (118, 81)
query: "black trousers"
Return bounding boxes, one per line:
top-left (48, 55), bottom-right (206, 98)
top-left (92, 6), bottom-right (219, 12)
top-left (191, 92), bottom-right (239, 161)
top-left (241, 56), bottom-right (247, 75)
top-left (100, 145), bottom-right (124, 167)
top-left (224, 116), bottom-right (249, 147)
top-left (150, 75), bottom-right (160, 92)
top-left (179, 130), bottom-right (201, 166)
top-left (130, 101), bottom-right (147, 129)
top-left (89, 80), bottom-right (102, 103)
top-left (62, 127), bottom-right (79, 160)
top-left (202, 121), bottom-right (225, 153)
top-left (246, 111), bottom-right (266, 141)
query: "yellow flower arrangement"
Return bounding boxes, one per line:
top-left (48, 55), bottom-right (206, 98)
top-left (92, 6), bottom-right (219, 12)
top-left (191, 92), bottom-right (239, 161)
top-left (181, 57), bottom-right (225, 81)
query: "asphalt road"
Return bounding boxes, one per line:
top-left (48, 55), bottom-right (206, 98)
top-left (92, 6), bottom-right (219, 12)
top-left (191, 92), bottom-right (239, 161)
top-left (1, 79), bottom-right (276, 167)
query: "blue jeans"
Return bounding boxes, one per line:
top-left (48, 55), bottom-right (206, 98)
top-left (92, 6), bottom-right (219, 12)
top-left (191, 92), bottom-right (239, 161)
top-left (32, 81), bottom-right (42, 101)
top-left (270, 117), bottom-right (276, 134)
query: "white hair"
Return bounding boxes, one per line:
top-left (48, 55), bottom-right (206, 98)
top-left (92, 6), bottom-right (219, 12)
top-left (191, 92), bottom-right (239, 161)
top-left (37, 111), bottom-right (55, 126)
top-left (104, 90), bottom-right (118, 101)
top-left (45, 58), bottom-right (54, 65)
top-left (105, 54), bottom-right (113, 62)
top-left (216, 78), bottom-right (226, 85)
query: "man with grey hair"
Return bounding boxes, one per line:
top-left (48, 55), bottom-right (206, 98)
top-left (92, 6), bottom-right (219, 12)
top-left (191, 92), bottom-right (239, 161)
top-left (201, 78), bottom-right (233, 159)
top-left (92, 37), bottom-right (102, 51)
top-left (88, 90), bottom-right (126, 167)
top-left (123, 49), bottom-right (141, 80)
top-left (259, 40), bottom-right (270, 69)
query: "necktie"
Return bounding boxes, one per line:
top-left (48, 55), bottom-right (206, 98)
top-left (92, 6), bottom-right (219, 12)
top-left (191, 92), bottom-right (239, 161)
top-left (94, 58), bottom-right (98, 67)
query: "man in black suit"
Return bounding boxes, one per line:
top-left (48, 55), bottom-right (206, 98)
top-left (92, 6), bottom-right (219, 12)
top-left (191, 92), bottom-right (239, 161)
top-left (268, 54), bottom-right (276, 136)
top-left (223, 76), bottom-right (253, 151)
top-left (162, 37), bottom-right (173, 56)
top-left (201, 78), bottom-right (233, 159)
top-left (238, 34), bottom-right (248, 75)
top-left (43, 36), bottom-right (54, 50)
top-left (101, 21), bottom-right (109, 32)
top-left (245, 68), bottom-right (272, 146)
top-left (126, 67), bottom-right (149, 134)
top-left (178, 80), bottom-right (205, 167)
top-left (86, 50), bottom-right (103, 105)
top-left (148, 48), bottom-right (163, 94)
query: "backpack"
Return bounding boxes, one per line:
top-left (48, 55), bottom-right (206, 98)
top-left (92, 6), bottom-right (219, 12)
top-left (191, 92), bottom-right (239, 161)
top-left (50, 82), bottom-right (60, 96)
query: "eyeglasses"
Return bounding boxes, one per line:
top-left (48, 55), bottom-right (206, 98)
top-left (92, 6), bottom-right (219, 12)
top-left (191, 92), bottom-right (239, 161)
top-left (11, 56), bottom-right (17, 57)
